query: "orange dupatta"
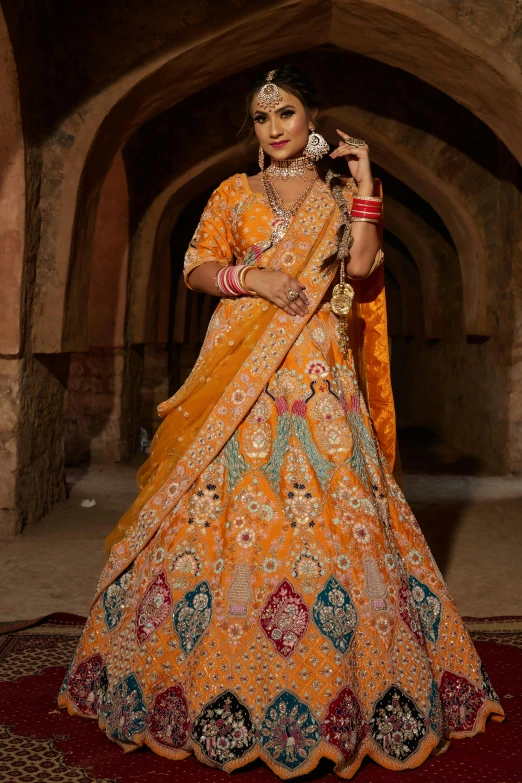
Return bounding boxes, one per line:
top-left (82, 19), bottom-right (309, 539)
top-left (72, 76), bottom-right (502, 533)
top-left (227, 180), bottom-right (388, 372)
top-left (95, 177), bottom-right (397, 605)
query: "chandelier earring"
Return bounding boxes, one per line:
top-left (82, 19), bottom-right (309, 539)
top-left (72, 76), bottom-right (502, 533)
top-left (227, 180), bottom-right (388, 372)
top-left (258, 144), bottom-right (265, 172)
top-left (304, 124), bottom-right (330, 162)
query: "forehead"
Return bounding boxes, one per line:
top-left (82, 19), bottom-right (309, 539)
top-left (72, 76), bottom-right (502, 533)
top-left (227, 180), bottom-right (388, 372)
top-left (251, 86), bottom-right (302, 113)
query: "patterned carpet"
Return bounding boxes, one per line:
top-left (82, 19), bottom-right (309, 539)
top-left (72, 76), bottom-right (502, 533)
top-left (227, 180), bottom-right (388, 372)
top-left (0, 613), bottom-right (520, 782)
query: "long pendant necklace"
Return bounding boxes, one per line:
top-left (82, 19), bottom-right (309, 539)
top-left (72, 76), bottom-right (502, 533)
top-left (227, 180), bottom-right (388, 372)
top-left (261, 171), bottom-right (318, 244)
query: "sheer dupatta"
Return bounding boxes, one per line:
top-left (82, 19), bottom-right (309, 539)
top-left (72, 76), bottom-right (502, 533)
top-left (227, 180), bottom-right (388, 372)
top-left (95, 176), bottom-right (396, 605)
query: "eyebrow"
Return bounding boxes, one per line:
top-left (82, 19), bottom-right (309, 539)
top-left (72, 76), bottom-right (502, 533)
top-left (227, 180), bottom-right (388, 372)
top-left (253, 104), bottom-right (296, 116)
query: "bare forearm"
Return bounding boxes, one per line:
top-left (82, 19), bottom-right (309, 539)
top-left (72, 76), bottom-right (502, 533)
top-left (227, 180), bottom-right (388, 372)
top-left (345, 178), bottom-right (380, 278)
top-left (186, 262), bottom-right (224, 295)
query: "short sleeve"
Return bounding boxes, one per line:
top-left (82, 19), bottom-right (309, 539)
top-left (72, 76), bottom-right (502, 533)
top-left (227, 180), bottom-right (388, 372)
top-left (183, 180), bottom-right (235, 290)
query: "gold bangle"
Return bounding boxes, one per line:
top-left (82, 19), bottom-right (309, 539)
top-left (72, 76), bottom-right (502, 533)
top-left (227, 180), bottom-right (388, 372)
top-left (345, 249), bottom-right (384, 280)
top-left (353, 195), bottom-right (383, 202)
top-left (238, 265), bottom-right (258, 296)
top-left (351, 217), bottom-right (380, 224)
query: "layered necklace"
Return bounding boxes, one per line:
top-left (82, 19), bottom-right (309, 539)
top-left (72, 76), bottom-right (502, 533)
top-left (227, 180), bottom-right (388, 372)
top-left (265, 155), bottom-right (315, 180)
top-left (261, 168), bottom-right (318, 244)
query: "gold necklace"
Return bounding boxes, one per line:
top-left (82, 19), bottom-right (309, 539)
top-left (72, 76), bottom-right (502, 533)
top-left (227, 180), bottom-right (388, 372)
top-left (261, 172), bottom-right (318, 243)
top-left (266, 155), bottom-right (315, 180)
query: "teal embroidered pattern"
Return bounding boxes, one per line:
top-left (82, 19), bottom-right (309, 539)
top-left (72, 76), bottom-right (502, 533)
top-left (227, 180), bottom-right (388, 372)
top-left (409, 575), bottom-right (442, 643)
top-left (102, 567), bottom-right (132, 631)
top-left (103, 673), bottom-right (146, 744)
top-left (260, 689), bottom-right (321, 769)
top-left (312, 575), bottom-right (358, 653)
top-left (173, 580), bottom-right (213, 655)
top-left (224, 431), bottom-right (250, 494)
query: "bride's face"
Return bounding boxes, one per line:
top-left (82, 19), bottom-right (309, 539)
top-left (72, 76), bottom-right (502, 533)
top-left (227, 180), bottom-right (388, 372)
top-left (251, 87), bottom-right (314, 161)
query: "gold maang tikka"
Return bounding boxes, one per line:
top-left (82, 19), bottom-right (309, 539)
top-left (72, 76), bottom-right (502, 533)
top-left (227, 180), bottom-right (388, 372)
top-left (257, 69), bottom-right (283, 111)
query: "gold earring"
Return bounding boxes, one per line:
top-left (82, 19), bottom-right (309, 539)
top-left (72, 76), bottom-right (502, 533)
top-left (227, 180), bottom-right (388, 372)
top-left (258, 144), bottom-right (265, 171)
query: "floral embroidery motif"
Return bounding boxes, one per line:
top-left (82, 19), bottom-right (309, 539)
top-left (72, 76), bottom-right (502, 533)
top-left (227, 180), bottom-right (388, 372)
top-left (320, 686), bottom-right (367, 760)
top-left (409, 575), bottom-right (442, 643)
top-left (260, 690), bottom-right (321, 769)
top-left (369, 686), bottom-right (427, 760)
top-left (260, 578), bottom-right (309, 658)
top-left (192, 691), bottom-right (256, 764)
top-left (146, 684), bottom-right (191, 749)
top-left (102, 567), bottom-right (132, 631)
top-left (312, 575), bottom-right (357, 653)
top-left (398, 581), bottom-right (425, 648)
top-left (103, 673), bottom-right (146, 744)
top-left (173, 580), bottom-right (212, 655)
top-left (364, 557), bottom-right (388, 611)
top-left (288, 536), bottom-right (328, 595)
top-left (439, 671), bottom-right (485, 732)
top-left (68, 654), bottom-right (104, 716)
top-left (135, 570), bottom-right (172, 645)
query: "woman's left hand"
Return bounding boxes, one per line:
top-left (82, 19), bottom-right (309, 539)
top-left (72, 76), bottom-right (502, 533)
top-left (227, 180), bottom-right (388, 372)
top-left (329, 128), bottom-right (372, 185)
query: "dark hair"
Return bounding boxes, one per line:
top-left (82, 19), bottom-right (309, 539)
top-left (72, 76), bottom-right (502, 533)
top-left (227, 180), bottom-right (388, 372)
top-left (237, 64), bottom-right (347, 267)
top-left (237, 64), bottom-right (343, 184)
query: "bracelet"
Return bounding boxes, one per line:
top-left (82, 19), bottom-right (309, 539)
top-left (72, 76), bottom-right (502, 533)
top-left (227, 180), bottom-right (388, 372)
top-left (238, 265), bottom-right (258, 296)
top-left (351, 217), bottom-right (380, 224)
top-left (352, 195), bottom-right (383, 203)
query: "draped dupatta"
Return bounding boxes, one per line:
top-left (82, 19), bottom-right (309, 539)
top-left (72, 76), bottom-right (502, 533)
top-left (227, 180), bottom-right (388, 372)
top-left (95, 176), bottom-right (396, 607)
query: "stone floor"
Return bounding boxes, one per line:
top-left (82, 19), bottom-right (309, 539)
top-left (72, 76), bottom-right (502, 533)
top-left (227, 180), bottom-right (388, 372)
top-left (1, 428), bottom-right (521, 621)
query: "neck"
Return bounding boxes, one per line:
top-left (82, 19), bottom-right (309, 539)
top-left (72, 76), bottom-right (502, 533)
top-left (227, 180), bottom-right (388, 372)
top-left (266, 155), bottom-right (316, 180)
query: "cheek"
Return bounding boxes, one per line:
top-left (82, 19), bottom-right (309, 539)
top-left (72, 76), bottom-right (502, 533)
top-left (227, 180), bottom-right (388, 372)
top-left (286, 114), bottom-right (309, 136)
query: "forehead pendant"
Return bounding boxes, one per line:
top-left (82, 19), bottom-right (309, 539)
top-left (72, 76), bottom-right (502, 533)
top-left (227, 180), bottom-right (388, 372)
top-left (257, 69), bottom-right (282, 111)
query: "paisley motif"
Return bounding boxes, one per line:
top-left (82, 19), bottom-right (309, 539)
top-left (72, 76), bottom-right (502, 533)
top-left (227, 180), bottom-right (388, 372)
top-left (102, 567), bottom-right (132, 631)
top-left (192, 690), bottom-right (256, 765)
top-left (103, 673), bottom-right (146, 744)
top-left (67, 654), bottom-right (104, 716)
top-left (135, 570), bottom-right (172, 645)
top-left (146, 684), bottom-right (191, 749)
top-left (369, 686), bottom-right (427, 761)
top-left (173, 580), bottom-right (212, 655)
top-left (312, 575), bottom-right (357, 653)
top-left (260, 578), bottom-right (309, 658)
top-left (260, 690), bottom-right (321, 770)
top-left (320, 686), bottom-right (367, 760)
top-left (409, 575), bottom-right (442, 643)
top-left (439, 671), bottom-right (485, 732)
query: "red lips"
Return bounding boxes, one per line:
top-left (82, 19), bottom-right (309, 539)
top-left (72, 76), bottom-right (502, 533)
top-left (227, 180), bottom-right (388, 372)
top-left (270, 140), bottom-right (289, 148)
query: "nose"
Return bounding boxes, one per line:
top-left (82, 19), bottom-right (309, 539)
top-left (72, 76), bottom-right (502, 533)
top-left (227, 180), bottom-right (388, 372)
top-left (268, 114), bottom-right (284, 139)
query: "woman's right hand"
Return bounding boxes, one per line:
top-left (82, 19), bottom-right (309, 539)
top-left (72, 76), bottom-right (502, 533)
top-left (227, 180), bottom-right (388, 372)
top-left (245, 268), bottom-right (310, 317)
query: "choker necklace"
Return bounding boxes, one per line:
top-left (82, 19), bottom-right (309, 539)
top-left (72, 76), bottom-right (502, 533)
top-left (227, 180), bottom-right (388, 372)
top-left (261, 171), bottom-right (318, 243)
top-left (266, 155), bottom-right (316, 180)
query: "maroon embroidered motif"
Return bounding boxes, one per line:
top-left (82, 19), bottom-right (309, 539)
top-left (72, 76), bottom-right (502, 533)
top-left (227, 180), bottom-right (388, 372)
top-left (439, 671), bottom-right (485, 732)
top-left (135, 570), bottom-right (173, 645)
top-left (146, 684), bottom-right (191, 749)
top-left (260, 578), bottom-right (309, 658)
top-left (398, 582), bottom-right (425, 648)
top-left (320, 686), bottom-right (367, 760)
top-left (68, 654), bottom-right (104, 716)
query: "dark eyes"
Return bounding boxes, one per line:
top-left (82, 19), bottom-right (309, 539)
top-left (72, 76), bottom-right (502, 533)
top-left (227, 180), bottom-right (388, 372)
top-left (254, 110), bottom-right (295, 123)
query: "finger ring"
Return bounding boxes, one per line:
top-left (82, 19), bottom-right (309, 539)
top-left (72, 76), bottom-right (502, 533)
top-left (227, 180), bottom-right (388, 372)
top-left (286, 288), bottom-right (299, 302)
top-left (343, 136), bottom-right (366, 148)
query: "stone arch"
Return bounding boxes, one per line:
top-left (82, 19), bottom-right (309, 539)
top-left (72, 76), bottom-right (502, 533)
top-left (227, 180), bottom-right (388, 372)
top-left (0, 9), bottom-right (25, 355)
top-left (32, 0), bottom-right (522, 352)
top-left (383, 242), bottom-right (423, 338)
top-left (384, 198), bottom-right (443, 339)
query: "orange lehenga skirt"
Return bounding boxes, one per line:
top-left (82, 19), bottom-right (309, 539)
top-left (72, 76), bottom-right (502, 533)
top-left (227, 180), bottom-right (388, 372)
top-left (58, 302), bottom-right (504, 779)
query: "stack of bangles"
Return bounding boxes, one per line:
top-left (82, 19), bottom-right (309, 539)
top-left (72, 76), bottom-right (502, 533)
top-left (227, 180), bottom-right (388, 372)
top-left (350, 195), bottom-right (383, 224)
top-left (214, 264), bottom-right (258, 297)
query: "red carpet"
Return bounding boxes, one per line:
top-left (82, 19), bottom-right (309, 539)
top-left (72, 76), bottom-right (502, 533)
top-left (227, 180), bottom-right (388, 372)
top-left (0, 613), bottom-right (520, 782)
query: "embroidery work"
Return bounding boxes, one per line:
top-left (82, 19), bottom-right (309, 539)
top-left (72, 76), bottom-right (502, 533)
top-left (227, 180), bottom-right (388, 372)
top-left (58, 173), bottom-right (504, 778)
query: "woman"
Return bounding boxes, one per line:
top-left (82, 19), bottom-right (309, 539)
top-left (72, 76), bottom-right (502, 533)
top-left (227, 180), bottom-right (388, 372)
top-left (58, 66), bottom-right (504, 779)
